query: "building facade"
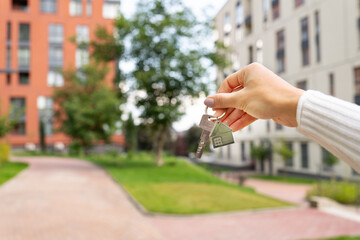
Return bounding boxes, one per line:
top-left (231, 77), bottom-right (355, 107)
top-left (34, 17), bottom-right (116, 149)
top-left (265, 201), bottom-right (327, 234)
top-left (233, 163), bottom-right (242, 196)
top-left (0, 0), bottom-right (120, 149)
top-left (214, 0), bottom-right (360, 179)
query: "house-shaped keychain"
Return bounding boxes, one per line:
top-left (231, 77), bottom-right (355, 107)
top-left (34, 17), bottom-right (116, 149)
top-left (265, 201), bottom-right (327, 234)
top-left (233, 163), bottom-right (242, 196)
top-left (209, 121), bottom-right (234, 148)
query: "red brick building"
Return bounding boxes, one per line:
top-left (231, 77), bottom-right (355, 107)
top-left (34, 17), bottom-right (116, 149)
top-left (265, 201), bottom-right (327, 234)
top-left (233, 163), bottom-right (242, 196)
top-left (0, 0), bottom-right (123, 149)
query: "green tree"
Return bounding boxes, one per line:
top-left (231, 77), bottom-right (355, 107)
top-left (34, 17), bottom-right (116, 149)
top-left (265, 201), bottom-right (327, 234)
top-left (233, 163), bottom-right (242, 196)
top-left (123, 113), bottom-right (137, 152)
top-left (323, 150), bottom-right (339, 182)
top-left (251, 144), bottom-right (268, 173)
top-left (54, 63), bottom-right (121, 153)
top-left (275, 139), bottom-right (294, 178)
top-left (0, 107), bottom-right (16, 165)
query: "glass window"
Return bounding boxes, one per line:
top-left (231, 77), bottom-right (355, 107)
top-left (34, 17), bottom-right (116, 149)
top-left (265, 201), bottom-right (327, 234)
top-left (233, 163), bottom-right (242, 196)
top-left (86, 0), bottom-right (92, 16)
top-left (329, 73), bottom-right (335, 96)
top-left (241, 142), bottom-right (246, 162)
top-left (76, 48), bottom-right (89, 68)
top-left (256, 39), bottom-right (263, 64)
top-left (315, 11), bottom-right (321, 62)
top-left (18, 47), bottom-right (30, 68)
top-left (295, 0), bottom-right (305, 8)
top-left (70, 0), bottom-right (82, 16)
top-left (49, 24), bottom-right (63, 43)
top-left (103, 0), bottom-right (120, 19)
top-left (49, 46), bottom-right (63, 68)
top-left (301, 17), bottom-right (310, 66)
top-left (301, 143), bottom-right (308, 168)
top-left (19, 72), bottom-right (29, 85)
top-left (37, 97), bottom-right (54, 136)
top-left (47, 70), bottom-right (64, 87)
top-left (76, 25), bottom-right (89, 43)
top-left (10, 98), bottom-right (26, 135)
top-left (7, 22), bottom-right (11, 42)
top-left (236, 2), bottom-right (243, 27)
top-left (276, 29), bottom-right (285, 73)
top-left (6, 47), bottom-right (11, 69)
top-left (40, 0), bottom-right (57, 13)
top-left (224, 13), bottom-right (231, 36)
top-left (296, 80), bottom-right (307, 90)
top-left (248, 45), bottom-right (253, 64)
top-left (322, 148), bottom-right (335, 171)
top-left (272, 0), bottom-right (280, 20)
top-left (263, 0), bottom-right (270, 23)
top-left (19, 23), bottom-right (30, 42)
top-left (12, 0), bottom-right (28, 11)
top-left (285, 142), bottom-right (293, 167)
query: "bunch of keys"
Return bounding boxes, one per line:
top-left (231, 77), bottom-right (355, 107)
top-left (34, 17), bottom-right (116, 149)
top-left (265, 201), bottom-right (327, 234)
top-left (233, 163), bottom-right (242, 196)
top-left (195, 107), bottom-right (234, 159)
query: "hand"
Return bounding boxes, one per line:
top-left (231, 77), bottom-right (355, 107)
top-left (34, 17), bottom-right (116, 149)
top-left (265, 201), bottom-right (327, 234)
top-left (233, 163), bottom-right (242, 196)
top-left (204, 63), bottom-right (304, 132)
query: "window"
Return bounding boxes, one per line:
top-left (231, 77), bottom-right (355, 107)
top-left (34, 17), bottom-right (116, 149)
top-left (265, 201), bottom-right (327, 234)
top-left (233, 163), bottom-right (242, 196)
top-left (6, 22), bottom-right (11, 69)
top-left (18, 47), bottom-right (30, 68)
top-left (47, 70), bottom-right (64, 87)
top-left (301, 17), bottom-right (310, 66)
top-left (10, 98), bottom-right (26, 135)
top-left (322, 148), bottom-right (336, 171)
top-left (37, 97), bottom-right (54, 136)
top-left (248, 45), bottom-right (253, 64)
top-left (69, 0), bottom-right (82, 16)
top-left (296, 80), bottom-right (307, 90)
top-left (272, 0), bottom-right (280, 20)
top-left (7, 22), bottom-right (11, 42)
top-left (285, 142), bottom-right (293, 167)
top-left (49, 46), bottom-right (63, 68)
top-left (355, 67), bottom-right (360, 105)
top-left (295, 0), bottom-right (304, 8)
top-left (227, 145), bottom-right (231, 160)
top-left (19, 23), bottom-right (30, 42)
top-left (276, 29), bottom-right (285, 73)
top-left (76, 48), bottom-right (89, 68)
top-left (76, 25), bottom-right (89, 43)
top-left (241, 142), bottom-right (246, 161)
top-left (103, 0), bottom-right (120, 19)
top-left (86, 0), bottom-right (92, 16)
top-left (236, 2), bottom-right (243, 28)
top-left (48, 24), bottom-right (63, 44)
top-left (275, 122), bottom-right (283, 130)
top-left (6, 46), bottom-right (11, 69)
top-left (315, 11), bottom-right (321, 62)
top-left (40, 0), bottom-right (57, 13)
top-left (7, 74), bottom-right (11, 85)
top-left (224, 13), bottom-right (231, 36)
top-left (12, 0), bottom-right (28, 11)
top-left (19, 72), bottom-right (29, 85)
top-left (256, 39), bottom-right (263, 64)
top-left (301, 143), bottom-right (308, 168)
top-left (329, 73), bottom-right (335, 96)
top-left (263, 0), bottom-right (270, 23)
top-left (266, 120), bottom-right (270, 132)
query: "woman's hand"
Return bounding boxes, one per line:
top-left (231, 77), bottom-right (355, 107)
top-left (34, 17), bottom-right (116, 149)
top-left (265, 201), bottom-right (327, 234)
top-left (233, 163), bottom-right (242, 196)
top-left (204, 63), bottom-right (304, 132)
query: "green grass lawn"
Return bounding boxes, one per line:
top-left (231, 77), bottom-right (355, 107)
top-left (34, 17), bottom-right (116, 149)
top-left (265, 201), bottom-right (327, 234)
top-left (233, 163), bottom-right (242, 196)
top-left (250, 175), bottom-right (317, 184)
top-left (0, 161), bottom-right (28, 186)
top-left (88, 153), bottom-right (291, 214)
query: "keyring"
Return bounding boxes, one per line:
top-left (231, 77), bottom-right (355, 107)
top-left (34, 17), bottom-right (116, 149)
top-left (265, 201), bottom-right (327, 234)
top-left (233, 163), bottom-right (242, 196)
top-left (205, 106), bottom-right (226, 121)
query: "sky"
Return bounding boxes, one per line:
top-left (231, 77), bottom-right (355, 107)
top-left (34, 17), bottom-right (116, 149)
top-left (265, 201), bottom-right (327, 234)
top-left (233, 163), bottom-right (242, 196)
top-left (120, 0), bottom-right (228, 132)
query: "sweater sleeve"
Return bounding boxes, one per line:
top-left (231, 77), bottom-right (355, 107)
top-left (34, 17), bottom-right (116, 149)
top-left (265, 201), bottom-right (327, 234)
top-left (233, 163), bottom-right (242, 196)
top-left (296, 90), bottom-right (360, 173)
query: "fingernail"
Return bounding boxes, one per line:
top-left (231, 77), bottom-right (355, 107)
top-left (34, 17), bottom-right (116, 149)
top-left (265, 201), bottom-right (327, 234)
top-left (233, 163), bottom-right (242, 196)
top-left (204, 98), bottom-right (215, 107)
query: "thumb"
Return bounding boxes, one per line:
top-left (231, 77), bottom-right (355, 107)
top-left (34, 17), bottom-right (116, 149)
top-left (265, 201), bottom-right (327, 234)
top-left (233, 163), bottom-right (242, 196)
top-left (204, 91), bottom-right (243, 109)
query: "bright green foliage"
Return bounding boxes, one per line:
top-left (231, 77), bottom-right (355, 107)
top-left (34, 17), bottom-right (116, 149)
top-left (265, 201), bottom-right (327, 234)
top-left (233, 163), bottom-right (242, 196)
top-left (0, 111), bottom-right (14, 138)
top-left (87, 152), bottom-right (291, 214)
top-left (251, 144), bottom-right (268, 160)
top-left (307, 181), bottom-right (360, 205)
top-left (250, 175), bottom-right (316, 184)
top-left (0, 142), bottom-right (11, 165)
top-left (54, 63), bottom-right (121, 152)
top-left (0, 162), bottom-right (28, 185)
top-left (324, 153), bottom-right (339, 168)
top-left (275, 139), bottom-right (294, 162)
top-left (91, 0), bottom-right (228, 165)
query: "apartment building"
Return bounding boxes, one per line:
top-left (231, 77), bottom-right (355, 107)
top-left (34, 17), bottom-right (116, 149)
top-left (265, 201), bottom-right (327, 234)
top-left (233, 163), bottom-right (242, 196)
top-left (0, 0), bottom-right (120, 149)
top-left (214, 0), bottom-right (360, 179)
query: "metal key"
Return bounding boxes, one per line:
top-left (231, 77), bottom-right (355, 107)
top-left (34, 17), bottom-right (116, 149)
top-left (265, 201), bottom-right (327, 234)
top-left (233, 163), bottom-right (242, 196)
top-left (195, 114), bottom-right (214, 159)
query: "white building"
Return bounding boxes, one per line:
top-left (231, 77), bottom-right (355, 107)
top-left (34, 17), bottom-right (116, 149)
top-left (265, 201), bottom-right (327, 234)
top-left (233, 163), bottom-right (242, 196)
top-left (213, 0), bottom-right (360, 179)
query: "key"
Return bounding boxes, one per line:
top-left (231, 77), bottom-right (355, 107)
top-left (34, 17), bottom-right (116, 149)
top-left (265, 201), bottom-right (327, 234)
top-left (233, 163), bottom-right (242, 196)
top-left (210, 120), bottom-right (234, 148)
top-left (195, 114), bottom-right (215, 159)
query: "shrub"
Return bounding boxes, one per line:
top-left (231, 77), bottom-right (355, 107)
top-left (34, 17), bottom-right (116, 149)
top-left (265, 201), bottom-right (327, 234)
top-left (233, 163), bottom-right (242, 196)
top-left (0, 142), bottom-right (11, 166)
top-left (307, 181), bottom-right (359, 205)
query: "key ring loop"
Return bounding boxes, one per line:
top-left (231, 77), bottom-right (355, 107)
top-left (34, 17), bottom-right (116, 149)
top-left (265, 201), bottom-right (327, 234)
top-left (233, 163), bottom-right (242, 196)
top-left (205, 107), bottom-right (226, 121)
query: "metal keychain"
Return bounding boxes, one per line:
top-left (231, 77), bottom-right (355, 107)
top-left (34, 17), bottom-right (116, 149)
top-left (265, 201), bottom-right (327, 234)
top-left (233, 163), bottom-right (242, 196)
top-left (209, 120), bottom-right (234, 148)
top-left (195, 107), bottom-right (226, 159)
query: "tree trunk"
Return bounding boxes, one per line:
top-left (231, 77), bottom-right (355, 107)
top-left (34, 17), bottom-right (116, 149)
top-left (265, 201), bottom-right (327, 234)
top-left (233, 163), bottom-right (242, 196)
top-left (156, 127), bottom-right (166, 166)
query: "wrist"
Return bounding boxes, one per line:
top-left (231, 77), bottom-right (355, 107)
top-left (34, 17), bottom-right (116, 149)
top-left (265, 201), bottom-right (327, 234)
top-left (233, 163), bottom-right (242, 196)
top-left (279, 87), bottom-right (305, 127)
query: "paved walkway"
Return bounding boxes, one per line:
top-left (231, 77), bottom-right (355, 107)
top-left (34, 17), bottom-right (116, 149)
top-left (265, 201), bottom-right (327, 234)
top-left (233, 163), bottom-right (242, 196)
top-left (2, 157), bottom-right (360, 240)
top-left (0, 157), bottom-right (164, 240)
top-left (244, 178), bottom-right (312, 205)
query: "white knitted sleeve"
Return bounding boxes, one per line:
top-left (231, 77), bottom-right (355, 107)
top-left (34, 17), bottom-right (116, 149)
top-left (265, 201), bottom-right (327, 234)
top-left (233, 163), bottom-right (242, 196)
top-left (296, 90), bottom-right (360, 172)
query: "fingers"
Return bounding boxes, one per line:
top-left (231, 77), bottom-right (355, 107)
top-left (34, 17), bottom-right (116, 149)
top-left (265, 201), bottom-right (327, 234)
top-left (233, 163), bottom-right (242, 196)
top-left (204, 91), bottom-right (244, 109)
top-left (229, 113), bottom-right (257, 132)
top-left (221, 109), bottom-right (246, 126)
top-left (218, 69), bottom-right (245, 93)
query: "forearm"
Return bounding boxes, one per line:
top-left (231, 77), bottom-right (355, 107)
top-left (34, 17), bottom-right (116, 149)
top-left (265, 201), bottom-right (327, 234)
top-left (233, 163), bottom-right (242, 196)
top-left (297, 90), bottom-right (360, 172)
